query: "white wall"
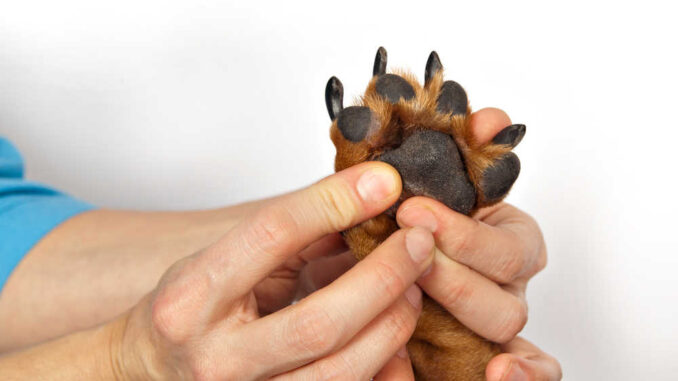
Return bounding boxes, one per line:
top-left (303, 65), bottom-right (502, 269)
top-left (1, 1), bottom-right (676, 379)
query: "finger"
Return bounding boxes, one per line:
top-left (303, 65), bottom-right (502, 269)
top-left (486, 337), bottom-right (562, 381)
top-left (476, 203), bottom-right (547, 279)
top-left (297, 250), bottom-right (357, 297)
top-left (185, 162), bottom-right (400, 309)
top-left (296, 232), bottom-right (347, 262)
top-left (397, 197), bottom-right (546, 284)
top-left (373, 349), bottom-right (415, 381)
top-left (416, 248), bottom-right (528, 343)
top-left (271, 232), bottom-right (348, 277)
top-left (253, 235), bottom-right (347, 314)
top-left (469, 107), bottom-right (512, 145)
top-left (228, 227), bottom-right (435, 379)
top-left (273, 294), bottom-right (421, 381)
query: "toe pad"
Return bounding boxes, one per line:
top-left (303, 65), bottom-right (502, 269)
top-left (479, 153), bottom-right (521, 203)
top-left (337, 106), bottom-right (377, 142)
top-left (436, 80), bottom-right (468, 116)
top-left (376, 74), bottom-right (416, 103)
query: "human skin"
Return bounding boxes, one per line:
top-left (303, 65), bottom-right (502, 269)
top-left (0, 200), bottom-right (273, 351)
top-left (0, 108), bottom-right (561, 380)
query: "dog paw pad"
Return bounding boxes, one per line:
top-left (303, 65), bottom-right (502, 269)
top-left (479, 153), bottom-right (521, 203)
top-left (337, 106), bottom-right (378, 142)
top-left (378, 130), bottom-right (476, 215)
top-left (375, 74), bottom-right (416, 103)
top-left (436, 80), bottom-right (468, 116)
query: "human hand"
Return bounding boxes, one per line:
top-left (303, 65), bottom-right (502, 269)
top-left (395, 108), bottom-right (561, 380)
top-left (111, 162), bottom-right (438, 380)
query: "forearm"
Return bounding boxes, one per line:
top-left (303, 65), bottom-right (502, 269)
top-left (0, 314), bottom-right (126, 380)
top-left (0, 199), bottom-right (265, 352)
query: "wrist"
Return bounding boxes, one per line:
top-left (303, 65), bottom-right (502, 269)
top-left (105, 303), bottom-right (163, 381)
top-left (104, 310), bottom-right (133, 380)
top-left (108, 298), bottom-right (169, 381)
top-left (0, 310), bottom-right (137, 379)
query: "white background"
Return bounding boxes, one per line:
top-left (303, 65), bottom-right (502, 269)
top-left (2, 1), bottom-right (677, 379)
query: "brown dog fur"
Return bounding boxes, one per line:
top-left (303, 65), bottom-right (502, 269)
top-left (330, 68), bottom-right (514, 380)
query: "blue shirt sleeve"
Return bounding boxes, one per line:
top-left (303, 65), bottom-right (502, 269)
top-left (0, 138), bottom-right (95, 291)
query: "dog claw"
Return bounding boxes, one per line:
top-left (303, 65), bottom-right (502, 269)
top-left (424, 51), bottom-right (442, 87)
top-left (373, 46), bottom-right (387, 76)
top-left (492, 124), bottom-right (526, 148)
top-left (325, 76), bottom-right (344, 121)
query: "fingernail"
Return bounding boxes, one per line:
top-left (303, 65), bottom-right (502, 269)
top-left (396, 346), bottom-right (409, 359)
top-left (404, 284), bottom-right (422, 308)
top-left (405, 227), bottom-right (434, 263)
top-left (502, 361), bottom-right (527, 381)
top-left (356, 167), bottom-right (398, 203)
top-left (398, 205), bottom-right (438, 232)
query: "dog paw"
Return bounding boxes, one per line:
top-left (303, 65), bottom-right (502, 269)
top-left (326, 47), bottom-right (525, 216)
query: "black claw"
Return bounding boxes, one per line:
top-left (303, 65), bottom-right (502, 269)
top-left (375, 74), bottom-right (415, 103)
top-left (436, 80), bottom-right (468, 116)
top-left (492, 124), bottom-right (526, 148)
top-left (424, 51), bottom-right (442, 87)
top-left (373, 46), bottom-right (387, 76)
top-left (480, 153), bottom-right (521, 203)
top-left (337, 106), bottom-right (376, 142)
top-left (325, 76), bottom-right (344, 121)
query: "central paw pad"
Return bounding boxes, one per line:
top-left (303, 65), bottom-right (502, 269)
top-left (378, 129), bottom-right (476, 215)
top-left (326, 47), bottom-right (525, 220)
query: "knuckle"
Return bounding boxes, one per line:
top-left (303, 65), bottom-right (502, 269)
top-left (440, 278), bottom-right (474, 313)
top-left (495, 299), bottom-right (528, 343)
top-left (552, 357), bottom-right (564, 379)
top-left (245, 206), bottom-right (297, 257)
top-left (535, 239), bottom-right (548, 273)
top-left (448, 219), bottom-right (479, 258)
top-left (382, 305), bottom-right (418, 345)
top-left (188, 357), bottom-right (217, 381)
top-left (311, 355), bottom-right (357, 381)
top-left (372, 260), bottom-right (407, 301)
top-left (524, 213), bottom-right (548, 275)
top-left (149, 257), bottom-right (205, 346)
top-left (312, 180), bottom-right (359, 232)
top-left (150, 291), bottom-right (190, 344)
top-left (286, 306), bottom-right (342, 356)
top-left (494, 243), bottom-right (526, 283)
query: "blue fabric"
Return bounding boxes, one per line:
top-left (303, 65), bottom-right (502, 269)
top-left (0, 138), bottom-right (94, 291)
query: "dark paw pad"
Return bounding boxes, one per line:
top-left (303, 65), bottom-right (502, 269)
top-left (492, 124), bottom-right (526, 148)
top-left (336, 106), bottom-right (378, 142)
top-left (375, 74), bottom-right (416, 103)
top-left (436, 80), bottom-right (468, 116)
top-left (479, 153), bottom-right (521, 203)
top-left (377, 130), bottom-right (476, 215)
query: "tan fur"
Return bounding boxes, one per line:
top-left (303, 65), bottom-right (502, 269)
top-left (330, 68), bottom-right (509, 380)
top-left (409, 298), bottom-right (500, 381)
